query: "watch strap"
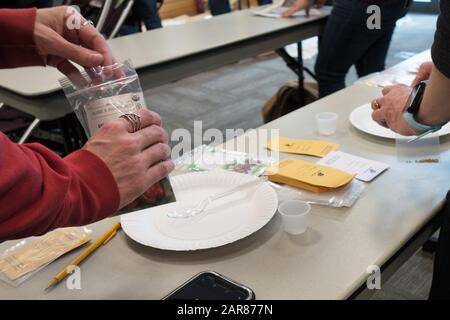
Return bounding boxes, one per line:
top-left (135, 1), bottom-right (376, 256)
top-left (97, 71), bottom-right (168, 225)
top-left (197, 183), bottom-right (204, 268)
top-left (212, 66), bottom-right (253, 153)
top-left (403, 112), bottom-right (442, 132)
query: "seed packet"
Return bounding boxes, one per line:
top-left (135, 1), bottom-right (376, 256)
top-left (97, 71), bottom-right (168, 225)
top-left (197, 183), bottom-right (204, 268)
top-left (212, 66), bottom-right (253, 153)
top-left (59, 61), bottom-right (176, 213)
top-left (172, 144), bottom-right (275, 177)
top-left (0, 227), bottom-right (91, 286)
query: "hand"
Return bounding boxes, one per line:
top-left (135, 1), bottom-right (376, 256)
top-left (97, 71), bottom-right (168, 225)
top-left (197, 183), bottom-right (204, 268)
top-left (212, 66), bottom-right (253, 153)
top-left (282, 0), bottom-right (325, 18)
top-left (33, 6), bottom-right (114, 76)
top-left (411, 61), bottom-right (433, 87)
top-left (84, 109), bottom-right (174, 209)
top-left (371, 84), bottom-right (422, 136)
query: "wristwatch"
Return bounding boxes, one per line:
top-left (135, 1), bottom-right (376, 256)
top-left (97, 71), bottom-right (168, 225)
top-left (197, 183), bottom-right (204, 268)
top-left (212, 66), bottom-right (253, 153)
top-left (402, 80), bottom-right (442, 134)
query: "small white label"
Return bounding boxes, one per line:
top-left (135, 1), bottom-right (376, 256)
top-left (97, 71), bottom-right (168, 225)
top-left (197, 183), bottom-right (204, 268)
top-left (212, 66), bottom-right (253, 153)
top-left (317, 151), bottom-right (389, 182)
top-left (84, 92), bottom-right (145, 135)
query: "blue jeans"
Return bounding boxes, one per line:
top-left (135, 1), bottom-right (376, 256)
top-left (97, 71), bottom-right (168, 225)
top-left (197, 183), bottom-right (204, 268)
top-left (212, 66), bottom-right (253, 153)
top-left (1, 0), bottom-right (53, 8)
top-left (315, 0), bottom-right (408, 97)
top-left (209, 0), bottom-right (273, 16)
top-left (121, 0), bottom-right (162, 35)
top-left (209, 0), bottom-right (231, 16)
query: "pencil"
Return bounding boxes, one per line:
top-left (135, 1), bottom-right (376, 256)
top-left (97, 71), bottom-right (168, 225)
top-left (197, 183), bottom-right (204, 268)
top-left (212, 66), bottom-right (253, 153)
top-left (45, 223), bottom-right (121, 291)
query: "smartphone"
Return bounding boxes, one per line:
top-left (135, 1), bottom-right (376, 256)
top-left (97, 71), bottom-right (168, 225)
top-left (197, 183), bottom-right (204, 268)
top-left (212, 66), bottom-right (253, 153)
top-left (163, 271), bottom-right (255, 300)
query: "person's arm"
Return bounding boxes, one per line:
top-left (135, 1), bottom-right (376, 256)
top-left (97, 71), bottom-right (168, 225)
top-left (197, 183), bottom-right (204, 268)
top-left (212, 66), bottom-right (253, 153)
top-left (0, 6), bottom-right (112, 72)
top-left (282, 0), bottom-right (326, 18)
top-left (415, 0), bottom-right (450, 127)
top-left (0, 8), bottom-right (173, 241)
top-left (0, 108), bottom-right (172, 241)
top-left (415, 66), bottom-right (450, 126)
top-left (0, 8), bottom-right (44, 68)
top-left (0, 134), bottom-right (120, 240)
top-left (371, 0), bottom-right (450, 135)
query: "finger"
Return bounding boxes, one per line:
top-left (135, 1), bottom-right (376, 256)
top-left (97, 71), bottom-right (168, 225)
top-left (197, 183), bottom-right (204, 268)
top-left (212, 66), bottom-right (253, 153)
top-left (111, 57), bottom-right (126, 80)
top-left (85, 66), bottom-right (104, 86)
top-left (371, 98), bottom-right (381, 110)
top-left (144, 160), bottom-right (175, 187)
top-left (282, 8), bottom-right (296, 17)
top-left (371, 109), bottom-right (389, 128)
top-left (382, 85), bottom-right (395, 96)
top-left (141, 143), bottom-right (172, 168)
top-left (45, 28), bottom-right (104, 67)
top-left (56, 59), bottom-right (89, 88)
top-left (379, 120), bottom-right (389, 128)
top-left (137, 109), bottom-right (162, 128)
top-left (411, 76), bottom-right (421, 87)
top-left (77, 19), bottom-right (114, 67)
top-left (282, 3), bottom-right (306, 17)
top-left (116, 109), bottom-right (161, 133)
top-left (134, 125), bottom-right (169, 150)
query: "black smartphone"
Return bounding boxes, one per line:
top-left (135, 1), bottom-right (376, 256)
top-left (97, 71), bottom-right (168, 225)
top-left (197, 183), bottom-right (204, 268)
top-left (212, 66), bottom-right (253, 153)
top-left (162, 271), bottom-right (255, 300)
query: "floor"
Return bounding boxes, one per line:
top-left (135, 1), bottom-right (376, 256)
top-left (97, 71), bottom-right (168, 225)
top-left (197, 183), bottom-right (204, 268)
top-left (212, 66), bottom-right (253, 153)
top-left (145, 12), bottom-right (439, 300)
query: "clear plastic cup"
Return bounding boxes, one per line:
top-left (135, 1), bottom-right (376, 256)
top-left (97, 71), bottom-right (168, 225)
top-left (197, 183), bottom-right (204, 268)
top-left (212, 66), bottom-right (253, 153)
top-left (315, 112), bottom-right (338, 135)
top-left (278, 200), bottom-right (311, 235)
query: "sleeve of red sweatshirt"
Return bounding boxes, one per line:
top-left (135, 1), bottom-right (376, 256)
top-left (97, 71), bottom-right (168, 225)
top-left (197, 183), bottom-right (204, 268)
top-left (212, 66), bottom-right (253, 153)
top-left (0, 9), bottom-right (120, 240)
top-left (0, 134), bottom-right (120, 241)
top-left (0, 8), bottom-right (45, 68)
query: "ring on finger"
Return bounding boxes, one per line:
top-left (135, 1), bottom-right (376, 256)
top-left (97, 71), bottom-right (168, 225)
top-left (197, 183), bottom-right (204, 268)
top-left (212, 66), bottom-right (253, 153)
top-left (120, 113), bottom-right (141, 133)
top-left (371, 99), bottom-right (381, 110)
top-left (82, 20), bottom-right (94, 29)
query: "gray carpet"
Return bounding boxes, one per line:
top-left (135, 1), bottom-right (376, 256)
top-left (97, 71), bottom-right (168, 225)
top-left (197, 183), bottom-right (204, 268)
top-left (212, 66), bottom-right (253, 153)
top-left (145, 12), bottom-right (439, 300)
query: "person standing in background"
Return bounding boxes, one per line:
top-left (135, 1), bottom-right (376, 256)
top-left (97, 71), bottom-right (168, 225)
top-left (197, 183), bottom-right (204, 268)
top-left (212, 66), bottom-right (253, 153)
top-left (120, 0), bottom-right (163, 35)
top-left (209, 0), bottom-right (274, 16)
top-left (284, 0), bottom-right (410, 98)
top-left (369, 0), bottom-right (450, 299)
top-left (209, 0), bottom-right (231, 16)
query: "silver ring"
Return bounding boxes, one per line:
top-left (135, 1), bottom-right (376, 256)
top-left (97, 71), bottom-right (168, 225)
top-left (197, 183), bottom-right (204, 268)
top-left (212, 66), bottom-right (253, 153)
top-left (81, 20), bottom-right (94, 28)
top-left (120, 113), bottom-right (141, 133)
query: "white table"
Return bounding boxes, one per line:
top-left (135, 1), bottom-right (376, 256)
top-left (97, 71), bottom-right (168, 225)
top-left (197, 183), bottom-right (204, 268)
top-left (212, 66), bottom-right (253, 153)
top-left (1, 51), bottom-right (446, 300)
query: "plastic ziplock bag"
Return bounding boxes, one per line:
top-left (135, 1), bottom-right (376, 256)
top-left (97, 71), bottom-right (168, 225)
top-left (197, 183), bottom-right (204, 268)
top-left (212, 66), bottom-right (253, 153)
top-left (172, 144), bottom-right (276, 177)
top-left (0, 227), bottom-right (91, 287)
top-left (269, 179), bottom-right (366, 208)
top-left (59, 61), bottom-right (176, 213)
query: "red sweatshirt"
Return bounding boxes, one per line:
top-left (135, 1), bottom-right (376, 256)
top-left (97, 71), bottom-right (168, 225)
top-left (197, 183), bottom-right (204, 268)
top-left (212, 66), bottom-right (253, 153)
top-left (0, 8), bottom-right (120, 241)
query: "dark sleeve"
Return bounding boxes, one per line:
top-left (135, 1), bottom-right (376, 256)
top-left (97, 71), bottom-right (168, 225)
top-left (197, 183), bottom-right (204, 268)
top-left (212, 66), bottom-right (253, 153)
top-left (432, 0), bottom-right (450, 79)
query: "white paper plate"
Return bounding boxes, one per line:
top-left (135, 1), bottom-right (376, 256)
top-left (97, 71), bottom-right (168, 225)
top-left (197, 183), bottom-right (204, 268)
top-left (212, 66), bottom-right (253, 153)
top-left (120, 171), bottom-right (278, 251)
top-left (349, 103), bottom-right (450, 139)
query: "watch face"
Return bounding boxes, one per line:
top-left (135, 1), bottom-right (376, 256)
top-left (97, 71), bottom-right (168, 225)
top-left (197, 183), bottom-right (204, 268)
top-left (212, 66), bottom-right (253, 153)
top-left (406, 81), bottom-right (427, 114)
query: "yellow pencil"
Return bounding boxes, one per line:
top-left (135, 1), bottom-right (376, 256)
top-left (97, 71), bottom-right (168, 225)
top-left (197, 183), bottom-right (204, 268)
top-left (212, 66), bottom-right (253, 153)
top-left (45, 223), bottom-right (121, 291)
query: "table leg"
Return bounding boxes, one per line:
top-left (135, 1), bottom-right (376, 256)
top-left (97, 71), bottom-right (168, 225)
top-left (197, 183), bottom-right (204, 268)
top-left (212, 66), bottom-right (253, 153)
top-left (422, 231), bottom-right (440, 253)
top-left (18, 118), bottom-right (41, 144)
top-left (275, 43), bottom-right (316, 106)
top-left (297, 42), bottom-right (305, 105)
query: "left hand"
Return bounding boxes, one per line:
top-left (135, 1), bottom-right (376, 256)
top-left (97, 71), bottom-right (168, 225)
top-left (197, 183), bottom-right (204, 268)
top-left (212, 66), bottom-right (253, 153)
top-left (371, 84), bottom-right (423, 136)
top-left (282, 0), bottom-right (325, 18)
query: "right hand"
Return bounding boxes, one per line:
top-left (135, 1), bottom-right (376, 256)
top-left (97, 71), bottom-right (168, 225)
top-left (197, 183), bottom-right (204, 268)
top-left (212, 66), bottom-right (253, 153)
top-left (282, 0), bottom-right (325, 18)
top-left (411, 61), bottom-right (433, 87)
top-left (84, 109), bottom-right (174, 209)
